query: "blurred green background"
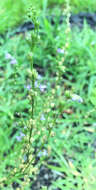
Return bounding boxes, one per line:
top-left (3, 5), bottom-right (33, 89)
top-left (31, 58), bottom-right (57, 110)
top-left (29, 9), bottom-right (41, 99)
top-left (1, 0), bottom-right (96, 32)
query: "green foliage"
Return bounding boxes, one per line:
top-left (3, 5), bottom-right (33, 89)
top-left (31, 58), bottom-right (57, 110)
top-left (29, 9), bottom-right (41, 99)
top-left (1, 0), bottom-right (96, 189)
top-left (0, 0), bottom-right (24, 32)
top-left (45, 19), bottom-right (96, 190)
top-left (70, 0), bottom-right (96, 13)
top-left (1, 0), bottom-right (96, 34)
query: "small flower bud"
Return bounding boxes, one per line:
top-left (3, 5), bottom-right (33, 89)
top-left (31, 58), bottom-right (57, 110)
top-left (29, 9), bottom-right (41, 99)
top-left (28, 52), bottom-right (33, 61)
top-left (65, 90), bottom-right (70, 97)
top-left (32, 69), bottom-right (38, 79)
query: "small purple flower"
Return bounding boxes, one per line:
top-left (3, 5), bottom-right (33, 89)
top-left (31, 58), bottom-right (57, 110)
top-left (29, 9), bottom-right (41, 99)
top-left (24, 84), bottom-right (31, 90)
top-left (35, 81), bottom-right (38, 87)
top-left (39, 84), bottom-right (46, 92)
top-left (16, 136), bottom-right (21, 142)
top-left (40, 114), bottom-right (45, 121)
top-left (10, 59), bottom-right (17, 65)
top-left (5, 52), bottom-right (17, 64)
top-left (37, 74), bottom-right (42, 80)
top-left (71, 94), bottom-right (83, 103)
top-left (16, 132), bottom-right (25, 142)
top-left (5, 52), bottom-right (12, 60)
top-left (38, 149), bottom-right (48, 157)
top-left (20, 132), bottom-right (25, 137)
top-left (57, 48), bottom-right (64, 54)
top-left (26, 84), bottom-right (31, 90)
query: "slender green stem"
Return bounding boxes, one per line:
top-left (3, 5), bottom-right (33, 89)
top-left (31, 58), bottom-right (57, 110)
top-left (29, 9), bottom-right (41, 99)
top-left (29, 57), bottom-right (34, 143)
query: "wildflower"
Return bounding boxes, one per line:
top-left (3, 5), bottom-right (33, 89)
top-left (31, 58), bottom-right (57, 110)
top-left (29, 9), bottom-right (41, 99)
top-left (40, 114), bottom-right (45, 121)
top-left (10, 59), bottom-right (17, 65)
top-left (5, 52), bottom-right (17, 64)
top-left (38, 149), bottom-right (48, 157)
top-left (57, 48), bottom-right (64, 54)
top-left (39, 84), bottom-right (46, 92)
top-left (24, 84), bottom-right (31, 90)
top-left (16, 132), bottom-right (25, 142)
top-left (71, 94), bottom-right (83, 103)
top-left (34, 81), bottom-right (38, 87)
top-left (37, 74), bottom-right (42, 80)
top-left (26, 84), bottom-right (31, 90)
top-left (5, 52), bottom-right (12, 60)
